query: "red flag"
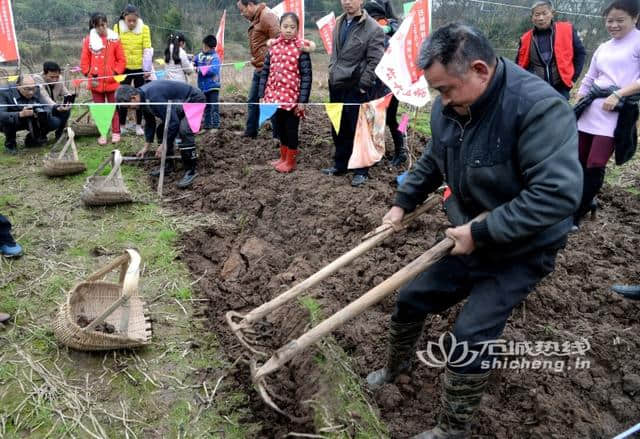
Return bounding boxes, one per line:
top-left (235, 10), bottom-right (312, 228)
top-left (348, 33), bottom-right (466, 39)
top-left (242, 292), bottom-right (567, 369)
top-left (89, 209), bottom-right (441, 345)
top-left (216, 10), bottom-right (226, 64)
top-left (404, 0), bottom-right (431, 83)
top-left (0, 0), bottom-right (20, 62)
top-left (316, 12), bottom-right (335, 55)
top-left (272, 0), bottom-right (304, 40)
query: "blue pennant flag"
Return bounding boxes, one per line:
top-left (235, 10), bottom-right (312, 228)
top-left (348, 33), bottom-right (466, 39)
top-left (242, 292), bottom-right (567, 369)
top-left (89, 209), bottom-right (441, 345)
top-left (258, 103), bottom-right (278, 127)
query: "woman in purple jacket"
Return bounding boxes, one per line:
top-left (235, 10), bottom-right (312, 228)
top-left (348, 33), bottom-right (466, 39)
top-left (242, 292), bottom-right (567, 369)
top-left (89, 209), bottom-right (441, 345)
top-left (574, 0), bottom-right (640, 228)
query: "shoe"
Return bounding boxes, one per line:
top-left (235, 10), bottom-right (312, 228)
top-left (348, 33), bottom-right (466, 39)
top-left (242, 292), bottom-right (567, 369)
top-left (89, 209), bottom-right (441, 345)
top-left (4, 146), bottom-right (17, 155)
top-left (390, 150), bottom-right (407, 166)
top-left (1, 242), bottom-right (23, 258)
top-left (275, 148), bottom-right (298, 173)
top-left (0, 312), bottom-right (9, 324)
top-left (412, 368), bottom-right (491, 439)
top-left (150, 161), bottom-right (175, 177)
top-left (241, 132), bottom-right (257, 139)
top-left (321, 166), bottom-right (347, 176)
top-left (569, 225), bottom-right (579, 234)
top-left (611, 284), bottom-right (640, 300)
top-left (135, 125), bottom-right (145, 136)
top-left (271, 145), bottom-right (288, 167)
top-left (111, 133), bottom-right (121, 143)
top-left (175, 138), bottom-right (182, 145)
top-left (351, 174), bottom-right (368, 187)
top-left (366, 319), bottom-right (425, 389)
top-left (24, 133), bottom-right (45, 148)
top-left (98, 136), bottom-right (107, 145)
top-left (177, 169), bottom-right (197, 189)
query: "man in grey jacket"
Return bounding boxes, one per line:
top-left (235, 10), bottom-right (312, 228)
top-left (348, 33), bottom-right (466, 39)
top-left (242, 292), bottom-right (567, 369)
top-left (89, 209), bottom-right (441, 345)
top-left (366, 23), bottom-right (582, 438)
top-left (322, 0), bottom-right (384, 187)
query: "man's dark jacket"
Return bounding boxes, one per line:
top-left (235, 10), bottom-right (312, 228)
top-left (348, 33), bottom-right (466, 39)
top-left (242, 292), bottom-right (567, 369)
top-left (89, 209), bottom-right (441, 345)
top-left (0, 87), bottom-right (52, 125)
top-left (328, 10), bottom-right (384, 91)
top-left (138, 80), bottom-right (204, 145)
top-left (395, 58), bottom-right (583, 258)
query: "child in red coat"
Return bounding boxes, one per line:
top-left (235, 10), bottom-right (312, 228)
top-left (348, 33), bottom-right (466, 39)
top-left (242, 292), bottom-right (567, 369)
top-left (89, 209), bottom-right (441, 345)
top-left (80, 13), bottom-right (126, 144)
top-left (257, 13), bottom-right (314, 173)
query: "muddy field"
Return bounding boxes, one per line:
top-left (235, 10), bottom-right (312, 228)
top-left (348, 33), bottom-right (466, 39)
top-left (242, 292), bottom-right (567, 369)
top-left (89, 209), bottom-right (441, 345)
top-left (158, 105), bottom-right (640, 438)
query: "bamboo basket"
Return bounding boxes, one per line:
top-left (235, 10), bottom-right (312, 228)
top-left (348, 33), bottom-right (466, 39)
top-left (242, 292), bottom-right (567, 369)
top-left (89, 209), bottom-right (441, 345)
top-left (70, 109), bottom-right (100, 137)
top-left (81, 150), bottom-right (133, 206)
top-left (53, 249), bottom-right (152, 351)
top-left (43, 128), bottom-right (87, 177)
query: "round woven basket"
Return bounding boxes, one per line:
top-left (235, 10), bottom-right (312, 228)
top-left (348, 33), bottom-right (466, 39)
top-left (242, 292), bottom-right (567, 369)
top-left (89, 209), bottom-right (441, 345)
top-left (81, 150), bottom-right (133, 206)
top-left (71, 110), bottom-right (99, 137)
top-left (53, 249), bottom-right (152, 351)
top-left (43, 128), bottom-right (87, 177)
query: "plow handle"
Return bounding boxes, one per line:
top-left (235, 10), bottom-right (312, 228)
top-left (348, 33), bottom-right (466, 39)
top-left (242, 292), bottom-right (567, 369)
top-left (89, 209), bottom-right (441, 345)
top-left (253, 212), bottom-right (488, 381)
top-left (237, 196), bottom-right (441, 326)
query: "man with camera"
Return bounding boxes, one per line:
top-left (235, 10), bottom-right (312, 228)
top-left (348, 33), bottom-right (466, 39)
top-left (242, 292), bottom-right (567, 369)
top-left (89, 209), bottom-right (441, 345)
top-left (34, 61), bottom-right (74, 140)
top-left (0, 74), bottom-right (66, 154)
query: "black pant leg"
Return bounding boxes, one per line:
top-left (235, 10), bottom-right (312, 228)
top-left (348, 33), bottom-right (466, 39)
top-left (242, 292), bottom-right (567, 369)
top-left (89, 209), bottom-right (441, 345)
top-left (1, 118), bottom-right (25, 149)
top-left (331, 86), bottom-right (366, 173)
top-left (449, 249), bottom-right (559, 374)
top-left (386, 96), bottom-right (403, 151)
top-left (0, 214), bottom-right (15, 246)
top-left (280, 109), bottom-right (300, 150)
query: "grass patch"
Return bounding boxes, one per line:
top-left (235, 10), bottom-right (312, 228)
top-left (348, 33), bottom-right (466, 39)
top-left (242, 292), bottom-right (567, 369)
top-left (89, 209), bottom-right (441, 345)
top-left (0, 135), bottom-right (259, 438)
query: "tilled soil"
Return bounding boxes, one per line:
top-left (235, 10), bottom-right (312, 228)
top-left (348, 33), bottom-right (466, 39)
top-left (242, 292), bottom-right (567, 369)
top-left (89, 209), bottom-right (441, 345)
top-left (164, 106), bottom-right (640, 438)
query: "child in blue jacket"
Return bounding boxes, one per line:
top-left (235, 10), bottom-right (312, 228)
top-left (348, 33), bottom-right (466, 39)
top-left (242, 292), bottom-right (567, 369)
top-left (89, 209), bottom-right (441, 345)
top-left (193, 35), bottom-right (221, 130)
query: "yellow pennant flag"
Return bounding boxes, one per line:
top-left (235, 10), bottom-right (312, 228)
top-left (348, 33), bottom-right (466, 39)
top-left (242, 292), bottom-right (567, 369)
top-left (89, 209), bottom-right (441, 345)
top-left (155, 58), bottom-right (165, 66)
top-left (114, 74), bottom-right (127, 83)
top-left (7, 75), bottom-right (18, 82)
top-left (324, 103), bottom-right (343, 135)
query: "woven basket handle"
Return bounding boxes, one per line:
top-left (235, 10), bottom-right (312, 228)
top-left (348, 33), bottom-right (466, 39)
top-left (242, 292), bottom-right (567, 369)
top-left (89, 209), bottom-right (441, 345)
top-left (57, 128), bottom-right (78, 160)
top-left (104, 149), bottom-right (124, 183)
top-left (83, 249), bottom-right (141, 333)
top-left (91, 151), bottom-right (114, 178)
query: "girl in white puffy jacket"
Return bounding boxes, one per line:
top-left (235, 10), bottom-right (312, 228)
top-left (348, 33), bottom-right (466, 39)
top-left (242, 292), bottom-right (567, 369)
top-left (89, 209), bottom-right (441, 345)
top-left (164, 34), bottom-right (194, 83)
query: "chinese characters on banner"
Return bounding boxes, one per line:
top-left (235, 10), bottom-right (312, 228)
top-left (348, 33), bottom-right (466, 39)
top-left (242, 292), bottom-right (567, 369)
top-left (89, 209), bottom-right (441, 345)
top-left (0, 0), bottom-right (19, 63)
top-left (374, 0), bottom-right (432, 107)
top-left (216, 10), bottom-right (226, 64)
top-left (316, 12), bottom-right (336, 55)
top-left (271, 0), bottom-right (305, 40)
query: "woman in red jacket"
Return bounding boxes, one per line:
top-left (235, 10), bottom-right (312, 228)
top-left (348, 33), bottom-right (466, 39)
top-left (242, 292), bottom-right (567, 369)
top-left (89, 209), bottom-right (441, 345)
top-left (80, 12), bottom-right (126, 144)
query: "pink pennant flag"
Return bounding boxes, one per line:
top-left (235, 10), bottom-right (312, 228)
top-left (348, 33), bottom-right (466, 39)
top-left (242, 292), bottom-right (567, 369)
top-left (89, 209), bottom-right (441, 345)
top-left (398, 113), bottom-right (410, 134)
top-left (199, 65), bottom-right (210, 76)
top-left (183, 103), bottom-right (206, 134)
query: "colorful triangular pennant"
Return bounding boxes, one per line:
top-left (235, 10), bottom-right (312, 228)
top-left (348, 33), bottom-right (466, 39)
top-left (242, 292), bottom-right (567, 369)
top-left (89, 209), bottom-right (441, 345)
top-left (398, 113), bottom-right (410, 134)
top-left (199, 65), bottom-right (210, 76)
top-left (114, 74), bottom-right (127, 83)
top-left (258, 103), bottom-right (278, 127)
top-left (233, 62), bottom-right (246, 72)
top-left (183, 103), bottom-right (206, 134)
top-left (324, 103), bottom-right (343, 134)
top-left (89, 103), bottom-right (117, 138)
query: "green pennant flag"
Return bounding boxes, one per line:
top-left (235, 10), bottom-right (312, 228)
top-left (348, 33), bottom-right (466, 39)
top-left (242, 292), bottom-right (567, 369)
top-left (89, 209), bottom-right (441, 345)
top-left (89, 103), bottom-right (117, 138)
top-left (233, 61), bottom-right (246, 72)
top-left (403, 1), bottom-right (415, 16)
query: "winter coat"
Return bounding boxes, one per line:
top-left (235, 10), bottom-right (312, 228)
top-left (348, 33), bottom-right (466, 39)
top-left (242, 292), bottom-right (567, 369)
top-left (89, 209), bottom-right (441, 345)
top-left (114, 19), bottom-right (152, 70)
top-left (258, 37), bottom-right (314, 108)
top-left (0, 87), bottom-right (52, 125)
top-left (165, 45), bottom-right (194, 83)
top-left (193, 50), bottom-right (221, 92)
top-left (33, 74), bottom-right (71, 105)
top-left (394, 58), bottom-right (583, 259)
top-left (248, 3), bottom-right (280, 70)
top-left (574, 84), bottom-right (640, 165)
top-left (329, 10), bottom-right (385, 91)
top-left (80, 29), bottom-right (126, 93)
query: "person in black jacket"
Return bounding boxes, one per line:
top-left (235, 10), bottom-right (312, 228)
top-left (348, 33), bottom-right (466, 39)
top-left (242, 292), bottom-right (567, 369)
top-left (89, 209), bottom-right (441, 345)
top-left (323, 0), bottom-right (385, 187)
top-left (0, 74), bottom-right (64, 154)
top-left (515, 0), bottom-right (586, 99)
top-left (366, 23), bottom-right (582, 438)
top-left (257, 13), bottom-right (313, 173)
top-left (364, 0), bottom-right (406, 166)
top-left (115, 80), bottom-right (206, 189)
